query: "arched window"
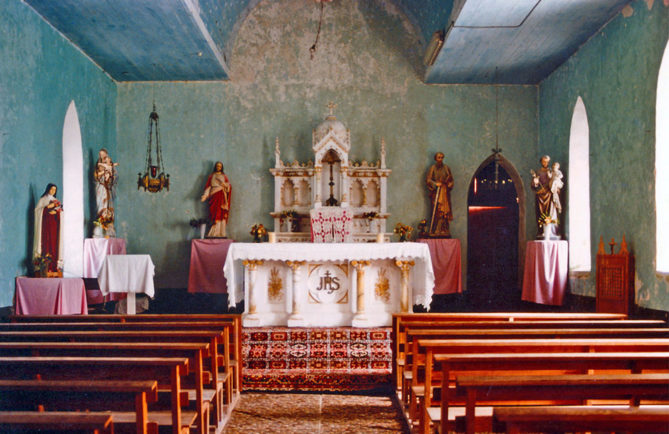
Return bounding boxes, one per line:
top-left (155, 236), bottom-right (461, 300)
top-left (62, 100), bottom-right (84, 277)
top-left (656, 40), bottom-right (669, 272)
top-left (568, 96), bottom-right (591, 272)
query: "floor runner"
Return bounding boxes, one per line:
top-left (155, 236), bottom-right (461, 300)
top-left (242, 327), bottom-right (392, 392)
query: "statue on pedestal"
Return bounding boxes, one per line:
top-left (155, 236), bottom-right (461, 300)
top-left (531, 155), bottom-right (563, 240)
top-left (426, 152), bottom-right (454, 238)
top-left (201, 161), bottom-right (232, 238)
top-left (34, 183), bottom-right (63, 274)
top-left (93, 148), bottom-right (118, 238)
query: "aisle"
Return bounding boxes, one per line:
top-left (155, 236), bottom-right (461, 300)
top-left (223, 392), bottom-right (409, 433)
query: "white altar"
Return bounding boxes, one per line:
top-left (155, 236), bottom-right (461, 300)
top-left (224, 242), bottom-right (434, 327)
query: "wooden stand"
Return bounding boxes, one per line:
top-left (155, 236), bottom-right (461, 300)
top-left (596, 235), bottom-right (634, 315)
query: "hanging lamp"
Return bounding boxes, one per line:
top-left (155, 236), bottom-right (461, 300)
top-left (137, 103), bottom-right (170, 193)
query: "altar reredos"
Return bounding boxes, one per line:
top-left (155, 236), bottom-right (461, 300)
top-left (270, 105), bottom-right (391, 242)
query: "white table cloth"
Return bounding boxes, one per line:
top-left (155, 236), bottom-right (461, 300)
top-left (224, 242), bottom-right (434, 309)
top-left (83, 238), bottom-right (127, 278)
top-left (98, 254), bottom-right (155, 298)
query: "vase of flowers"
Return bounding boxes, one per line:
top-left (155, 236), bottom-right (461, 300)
top-left (280, 210), bottom-right (299, 232)
top-left (33, 253), bottom-right (53, 277)
top-left (538, 213), bottom-right (558, 240)
top-left (250, 223), bottom-right (267, 242)
top-left (394, 222), bottom-right (413, 242)
top-left (362, 211), bottom-right (378, 233)
top-left (190, 218), bottom-right (208, 239)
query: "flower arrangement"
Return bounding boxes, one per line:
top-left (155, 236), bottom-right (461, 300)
top-left (33, 253), bottom-right (53, 277)
top-left (538, 212), bottom-right (558, 227)
top-left (280, 209), bottom-right (299, 219)
top-left (280, 210), bottom-right (300, 232)
top-left (250, 223), bottom-right (267, 242)
top-left (189, 218), bottom-right (208, 228)
top-left (93, 213), bottom-right (113, 230)
top-left (394, 222), bottom-right (413, 242)
top-left (362, 211), bottom-right (378, 221)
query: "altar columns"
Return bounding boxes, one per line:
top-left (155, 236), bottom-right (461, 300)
top-left (243, 260), bottom-right (264, 326)
top-left (314, 167), bottom-right (322, 205)
top-left (395, 259), bottom-right (415, 313)
top-left (351, 260), bottom-right (370, 327)
top-left (286, 260), bottom-right (307, 327)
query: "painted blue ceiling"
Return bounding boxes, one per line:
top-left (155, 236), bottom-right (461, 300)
top-left (426, 0), bottom-right (633, 84)
top-left (23, 0), bottom-right (632, 84)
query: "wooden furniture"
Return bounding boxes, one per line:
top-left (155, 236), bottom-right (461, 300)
top-left (0, 411), bottom-right (114, 434)
top-left (597, 235), bottom-right (635, 314)
top-left (493, 405), bottom-right (669, 434)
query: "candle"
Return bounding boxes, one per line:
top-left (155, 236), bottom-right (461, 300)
top-left (268, 232), bottom-right (276, 243)
top-left (376, 232), bottom-right (384, 243)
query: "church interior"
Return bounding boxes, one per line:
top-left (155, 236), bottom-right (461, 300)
top-left (1, 0), bottom-right (669, 433)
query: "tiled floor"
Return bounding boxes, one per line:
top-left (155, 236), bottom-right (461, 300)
top-left (224, 392), bottom-right (409, 433)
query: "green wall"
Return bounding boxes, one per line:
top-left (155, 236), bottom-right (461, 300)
top-left (0, 1), bottom-right (117, 306)
top-left (115, 0), bottom-right (538, 290)
top-left (539, 0), bottom-right (669, 310)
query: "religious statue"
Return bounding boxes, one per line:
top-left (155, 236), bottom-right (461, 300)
top-left (426, 152), bottom-right (454, 237)
top-left (201, 161), bottom-right (232, 238)
top-left (33, 183), bottom-right (63, 273)
top-left (93, 148), bottom-right (118, 238)
top-left (531, 155), bottom-right (563, 239)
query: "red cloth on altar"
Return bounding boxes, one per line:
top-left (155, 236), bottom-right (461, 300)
top-left (188, 238), bottom-right (234, 293)
top-left (41, 207), bottom-right (60, 272)
top-left (521, 240), bottom-right (568, 306)
top-left (417, 238), bottom-right (462, 294)
top-left (15, 277), bottom-right (87, 315)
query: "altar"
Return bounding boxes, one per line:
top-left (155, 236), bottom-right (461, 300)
top-left (224, 242), bottom-right (434, 327)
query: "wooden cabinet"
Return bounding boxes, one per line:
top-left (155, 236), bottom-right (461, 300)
top-left (596, 236), bottom-right (634, 315)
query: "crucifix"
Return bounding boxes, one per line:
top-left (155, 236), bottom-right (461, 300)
top-left (322, 149), bottom-right (340, 206)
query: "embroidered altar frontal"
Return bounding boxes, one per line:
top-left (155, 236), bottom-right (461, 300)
top-left (242, 327), bottom-right (392, 392)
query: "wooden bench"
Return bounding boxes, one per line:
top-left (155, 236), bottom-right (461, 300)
top-left (0, 356), bottom-right (192, 434)
top-left (0, 329), bottom-right (228, 430)
top-left (394, 319), bottom-right (666, 391)
top-left (457, 373), bottom-right (669, 434)
top-left (0, 342), bottom-right (212, 434)
top-left (0, 411), bottom-right (114, 434)
top-left (493, 405), bottom-right (669, 434)
top-left (429, 352), bottom-right (669, 434)
top-left (0, 379), bottom-right (157, 434)
top-left (9, 313), bottom-right (243, 393)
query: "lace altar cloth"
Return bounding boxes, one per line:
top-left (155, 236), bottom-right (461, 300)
top-left (224, 242), bottom-right (434, 308)
top-left (310, 208), bottom-right (353, 243)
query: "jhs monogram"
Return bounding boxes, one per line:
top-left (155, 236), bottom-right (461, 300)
top-left (316, 271), bottom-right (340, 294)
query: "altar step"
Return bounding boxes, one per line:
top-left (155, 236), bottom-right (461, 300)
top-left (242, 327), bottom-right (392, 392)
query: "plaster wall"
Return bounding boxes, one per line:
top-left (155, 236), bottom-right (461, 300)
top-left (539, 0), bottom-right (669, 311)
top-left (115, 0), bottom-right (538, 291)
top-left (0, 2), bottom-right (117, 306)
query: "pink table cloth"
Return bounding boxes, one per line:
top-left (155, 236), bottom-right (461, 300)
top-left (417, 238), bottom-right (462, 294)
top-left (521, 240), bottom-right (569, 305)
top-left (83, 238), bottom-right (127, 278)
top-left (188, 239), bottom-right (234, 293)
top-left (15, 277), bottom-right (88, 315)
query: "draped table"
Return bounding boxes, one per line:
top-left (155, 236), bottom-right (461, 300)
top-left (521, 240), bottom-right (569, 305)
top-left (14, 277), bottom-right (88, 315)
top-left (417, 238), bottom-right (462, 294)
top-left (187, 238), bottom-right (234, 293)
top-left (83, 238), bottom-right (127, 304)
top-left (224, 242), bottom-right (434, 327)
top-left (98, 255), bottom-right (155, 314)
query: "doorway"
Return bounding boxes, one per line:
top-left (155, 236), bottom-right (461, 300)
top-left (467, 157), bottom-right (521, 310)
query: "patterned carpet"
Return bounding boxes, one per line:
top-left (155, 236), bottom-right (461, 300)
top-left (223, 393), bottom-right (408, 433)
top-left (242, 327), bottom-right (392, 391)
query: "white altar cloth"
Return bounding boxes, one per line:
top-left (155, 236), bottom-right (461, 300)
top-left (98, 254), bottom-right (155, 298)
top-left (224, 242), bottom-right (434, 327)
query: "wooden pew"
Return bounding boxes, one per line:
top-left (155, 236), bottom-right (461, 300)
top-left (0, 379), bottom-right (157, 434)
top-left (0, 357), bottom-right (192, 434)
top-left (9, 313), bottom-right (243, 393)
top-left (430, 352), bottom-right (669, 434)
top-left (0, 411), bottom-right (114, 434)
top-left (391, 312), bottom-right (630, 390)
top-left (457, 374), bottom-right (669, 434)
top-left (394, 319), bottom-right (666, 392)
top-left (493, 405), bottom-right (669, 434)
top-left (0, 329), bottom-right (226, 431)
top-left (0, 342), bottom-right (211, 434)
top-left (406, 337), bottom-right (669, 427)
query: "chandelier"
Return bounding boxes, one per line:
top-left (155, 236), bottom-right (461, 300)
top-left (137, 103), bottom-right (170, 193)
